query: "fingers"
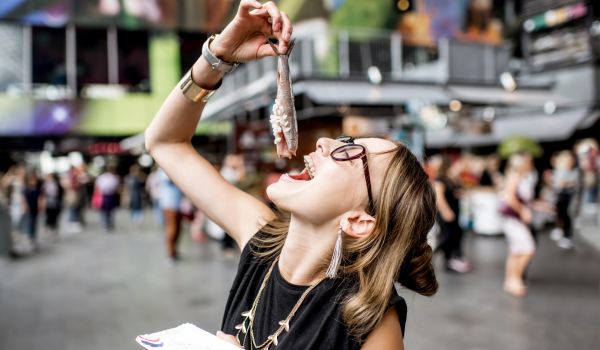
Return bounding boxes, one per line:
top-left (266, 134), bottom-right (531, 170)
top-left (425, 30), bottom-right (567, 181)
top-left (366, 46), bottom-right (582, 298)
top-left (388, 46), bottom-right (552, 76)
top-left (260, 1), bottom-right (282, 33)
top-left (216, 331), bottom-right (243, 349)
top-left (241, 0), bottom-right (293, 55)
top-left (250, 2), bottom-right (290, 42)
top-left (280, 11), bottom-right (293, 42)
top-left (238, 0), bottom-right (262, 15)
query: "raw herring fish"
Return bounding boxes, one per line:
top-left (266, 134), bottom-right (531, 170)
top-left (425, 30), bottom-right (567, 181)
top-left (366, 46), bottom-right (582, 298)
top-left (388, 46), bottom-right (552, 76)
top-left (269, 39), bottom-right (298, 158)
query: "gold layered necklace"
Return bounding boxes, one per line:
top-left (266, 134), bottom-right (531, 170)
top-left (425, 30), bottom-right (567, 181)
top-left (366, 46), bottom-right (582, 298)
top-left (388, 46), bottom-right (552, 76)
top-left (235, 257), bottom-right (326, 349)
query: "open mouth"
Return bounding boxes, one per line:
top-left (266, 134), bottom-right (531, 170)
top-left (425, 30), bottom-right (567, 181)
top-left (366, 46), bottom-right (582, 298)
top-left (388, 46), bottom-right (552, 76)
top-left (287, 155), bottom-right (315, 181)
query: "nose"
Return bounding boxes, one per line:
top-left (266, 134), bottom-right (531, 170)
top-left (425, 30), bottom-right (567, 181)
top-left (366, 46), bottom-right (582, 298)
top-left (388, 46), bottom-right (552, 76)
top-left (316, 137), bottom-right (335, 157)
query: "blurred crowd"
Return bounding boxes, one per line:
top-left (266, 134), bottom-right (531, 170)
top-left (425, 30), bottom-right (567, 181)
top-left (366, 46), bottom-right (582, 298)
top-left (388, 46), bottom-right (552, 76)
top-left (0, 152), bottom-right (284, 263)
top-left (1, 136), bottom-right (599, 293)
top-left (425, 137), bottom-right (599, 297)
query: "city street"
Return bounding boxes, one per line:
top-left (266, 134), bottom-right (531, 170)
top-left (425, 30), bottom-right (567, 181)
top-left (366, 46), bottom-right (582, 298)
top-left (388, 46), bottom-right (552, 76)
top-left (1, 210), bottom-right (599, 350)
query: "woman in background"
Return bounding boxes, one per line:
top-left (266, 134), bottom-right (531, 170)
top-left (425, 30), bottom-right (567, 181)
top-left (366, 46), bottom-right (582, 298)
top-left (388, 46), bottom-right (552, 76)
top-left (42, 172), bottom-right (64, 240)
top-left (22, 172), bottom-right (42, 249)
top-left (429, 155), bottom-right (470, 273)
top-left (500, 153), bottom-right (537, 297)
top-left (551, 151), bottom-right (579, 249)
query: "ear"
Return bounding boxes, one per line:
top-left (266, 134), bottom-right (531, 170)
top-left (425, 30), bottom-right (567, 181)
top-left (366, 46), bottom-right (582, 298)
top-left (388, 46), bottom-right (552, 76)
top-left (340, 210), bottom-right (376, 239)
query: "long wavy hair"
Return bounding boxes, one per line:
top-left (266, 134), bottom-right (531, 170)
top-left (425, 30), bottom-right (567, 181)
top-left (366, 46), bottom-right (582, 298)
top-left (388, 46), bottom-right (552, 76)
top-left (251, 143), bottom-right (438, 339)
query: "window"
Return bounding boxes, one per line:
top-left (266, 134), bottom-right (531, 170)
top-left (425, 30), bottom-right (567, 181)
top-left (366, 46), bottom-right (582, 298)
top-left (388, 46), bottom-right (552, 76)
top-left (32, 26), bottom-right (66, 85)
top-left (118, 29), bottom-right (150, 92)
top-left (76, 27), bottom-right (109, 89)
top-left (178, 31), bottom-right (208, 76)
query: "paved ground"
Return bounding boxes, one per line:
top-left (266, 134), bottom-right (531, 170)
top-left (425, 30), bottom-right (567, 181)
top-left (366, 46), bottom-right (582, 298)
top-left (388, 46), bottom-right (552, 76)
top-left (0, 210), bottom-right (599, 350)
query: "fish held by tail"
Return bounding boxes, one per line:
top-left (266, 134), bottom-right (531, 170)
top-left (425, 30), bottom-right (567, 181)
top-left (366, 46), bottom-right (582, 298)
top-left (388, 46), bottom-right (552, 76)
top-left (269, 38), bottom-right (298, 158)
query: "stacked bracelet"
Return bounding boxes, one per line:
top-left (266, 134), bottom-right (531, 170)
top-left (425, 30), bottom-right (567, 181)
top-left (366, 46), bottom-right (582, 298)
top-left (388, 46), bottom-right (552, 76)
top-left (179, 35), bottom-right (238, 103)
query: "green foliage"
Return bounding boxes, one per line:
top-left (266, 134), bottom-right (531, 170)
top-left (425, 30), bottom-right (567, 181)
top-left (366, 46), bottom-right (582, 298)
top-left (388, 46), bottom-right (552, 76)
top-left (330, 0), bottom-right (397, 30)
top-left (498, 136), bottom-right (543, 159)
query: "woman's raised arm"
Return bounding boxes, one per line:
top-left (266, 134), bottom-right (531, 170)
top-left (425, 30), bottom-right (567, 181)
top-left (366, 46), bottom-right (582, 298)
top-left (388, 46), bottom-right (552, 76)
top-left (145, 0), bottom-right (293, 249)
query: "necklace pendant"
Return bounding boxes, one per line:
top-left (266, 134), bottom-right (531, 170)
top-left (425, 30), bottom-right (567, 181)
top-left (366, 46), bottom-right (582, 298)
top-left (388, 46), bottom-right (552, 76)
top-left (241, 310), bottom-right (253, 320)
top-left (267, 334), bottom-right (279, 346)
top-left (278, 319), bottom-right (290, 332)
top-left (235, 322), bottom-right (247, 334)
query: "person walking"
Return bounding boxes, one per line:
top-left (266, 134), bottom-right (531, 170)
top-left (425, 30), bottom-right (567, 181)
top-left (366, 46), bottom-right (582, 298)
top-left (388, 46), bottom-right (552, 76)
top-left (145, 2), bottom-right (438, 348)
top-left (219, 154), bottom-right (246, 257)
top-left (146, 166), bottom-right (163, 225)
top-left (22, 172), bottom-right (42, 250)
top-left (157, 168), bottom-right (184, 263)
top-left (551, 150), bottom-right (579, 249)
top-left (41, 172), bottom-right (64, 240)
top-left (125, 164), bottom-right (145, 225)
top-left (65, 165), bottom-right (88, 233)
top-left (500, 153), bottom-right (537, 297)
top-left (1, 164), bottom-right (26, 234)
top-left (95, 165), bottom-right (120, 232)
top-left (429, 155), bottom-right (470, 273)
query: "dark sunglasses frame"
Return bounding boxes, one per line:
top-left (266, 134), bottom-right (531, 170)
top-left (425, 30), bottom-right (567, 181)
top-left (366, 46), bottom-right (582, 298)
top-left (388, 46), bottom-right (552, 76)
top-left (331, 136), bottom-right (375, 215)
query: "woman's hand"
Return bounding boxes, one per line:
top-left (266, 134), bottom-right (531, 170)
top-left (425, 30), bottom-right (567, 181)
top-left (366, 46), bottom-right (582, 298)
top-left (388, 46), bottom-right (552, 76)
top-left (210, 0), bottom-right (293, 63)
top-left (216, 330), bottom-right (243, 349)
top-left (520, 207), bottom-right (532, 224)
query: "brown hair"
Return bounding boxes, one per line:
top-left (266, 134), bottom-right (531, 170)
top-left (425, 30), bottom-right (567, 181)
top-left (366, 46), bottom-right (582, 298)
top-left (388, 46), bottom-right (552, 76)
top-left (252, 143), bottom-right (438, 339)
top-left (428, 154), bottom-right (451, 179)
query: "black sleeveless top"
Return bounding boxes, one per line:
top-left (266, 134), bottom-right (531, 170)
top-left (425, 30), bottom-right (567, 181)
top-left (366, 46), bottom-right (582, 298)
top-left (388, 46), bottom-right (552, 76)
top-left (221, 233), bottom-right (407, 349)
top-left (435, 176), bottom-right (460, 223)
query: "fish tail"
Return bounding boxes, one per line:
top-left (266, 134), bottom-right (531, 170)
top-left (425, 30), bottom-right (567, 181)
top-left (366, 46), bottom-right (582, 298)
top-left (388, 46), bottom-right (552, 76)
top-left (285, 39), bottom-right (296, 57)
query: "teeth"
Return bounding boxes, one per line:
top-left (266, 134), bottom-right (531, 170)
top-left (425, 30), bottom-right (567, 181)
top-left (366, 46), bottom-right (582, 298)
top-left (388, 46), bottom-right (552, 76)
top-left (303, 155), bottom-right (315, 179)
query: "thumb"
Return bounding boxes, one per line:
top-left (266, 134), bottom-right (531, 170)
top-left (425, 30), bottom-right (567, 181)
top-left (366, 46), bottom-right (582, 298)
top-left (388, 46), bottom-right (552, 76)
top-left (216, 331), bottom-right (243, 348)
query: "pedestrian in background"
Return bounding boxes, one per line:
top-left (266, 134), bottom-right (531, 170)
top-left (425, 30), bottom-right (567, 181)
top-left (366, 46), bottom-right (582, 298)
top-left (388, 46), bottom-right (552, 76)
top-left (95, 165), bottom-right (120, 232)
top-left (551, 150), bottom-right (579, 249)
top-left (65, 165), bottom-right (88, 233)
top-left (42, 172), bottom-right (64, 240)
top-left (479, 154), bottom-right (503, 190)
top-left (125, 164), bottom-right (145, 225)
top-left (500, 153), bottom-right (537, 297)
top-left (22, 171), bottom-right (41, 249)
top-left (146, 166), bottom-right (163, 225)
top-left (157, 168), bottom-right (183, 264)
top-left (219, 154), bottom-right (245, 258)
top-left (575, 138), bottom-right (599, 211)
top-left (1, 164), bottom-right (26, 235)
top-left (429, 155), bottom-right (471, 273)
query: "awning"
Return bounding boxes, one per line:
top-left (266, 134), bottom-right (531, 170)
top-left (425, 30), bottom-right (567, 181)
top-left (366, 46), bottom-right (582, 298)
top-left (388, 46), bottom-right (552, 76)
top-left (426, 107), bottom-right (595, 148)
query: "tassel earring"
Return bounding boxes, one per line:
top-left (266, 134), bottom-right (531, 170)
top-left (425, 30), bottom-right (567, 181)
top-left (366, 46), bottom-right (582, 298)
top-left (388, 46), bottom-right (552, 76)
top-left (326, 226), bottom-right (343, 279)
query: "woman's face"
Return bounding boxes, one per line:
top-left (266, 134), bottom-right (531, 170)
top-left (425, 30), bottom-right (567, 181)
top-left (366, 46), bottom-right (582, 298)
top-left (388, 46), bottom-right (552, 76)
top-left (266, 137), bottom-right (396, 223)
top-left (556, 153), bottom-right (575, 170)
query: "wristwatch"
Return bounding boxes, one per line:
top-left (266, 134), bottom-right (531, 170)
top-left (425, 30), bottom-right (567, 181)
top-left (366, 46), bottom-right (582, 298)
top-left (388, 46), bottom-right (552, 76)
top-left (179, 68), bottom-right (219, 103)
top-left (202, 34), bottom-right (239, 74)
top-left (179, 35), bottom-right (238, 103)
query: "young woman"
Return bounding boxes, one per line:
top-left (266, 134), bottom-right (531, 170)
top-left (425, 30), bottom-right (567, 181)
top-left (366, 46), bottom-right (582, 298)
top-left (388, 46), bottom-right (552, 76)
top-left (551, 150), bottom-right (578, 249)
top-left (500, 153), bottom-right (537, 297)
top-left (145, 1), bottom-right (437, 348)
top-left (429, 155), bottom-right (470, 273)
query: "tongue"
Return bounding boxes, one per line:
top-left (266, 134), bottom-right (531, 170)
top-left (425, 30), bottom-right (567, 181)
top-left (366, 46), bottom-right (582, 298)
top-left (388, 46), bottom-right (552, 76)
top-left (289, 169), bottom-right (310, 181)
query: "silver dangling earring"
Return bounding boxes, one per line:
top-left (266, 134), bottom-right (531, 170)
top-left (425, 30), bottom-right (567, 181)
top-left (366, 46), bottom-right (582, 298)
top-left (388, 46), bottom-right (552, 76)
top-left (326, 226), bottom-right (343, 279)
